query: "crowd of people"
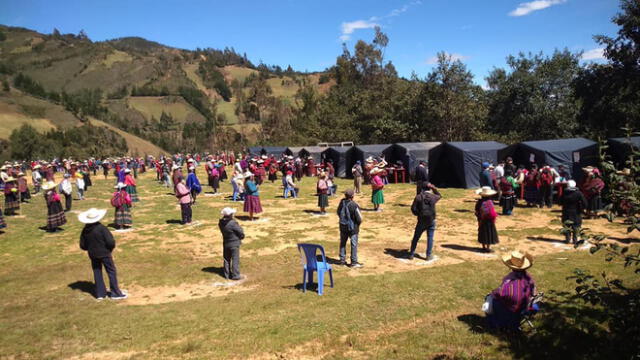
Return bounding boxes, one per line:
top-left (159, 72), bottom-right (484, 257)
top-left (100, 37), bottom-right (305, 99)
top-left (1, 150), bottom-right (635, 331)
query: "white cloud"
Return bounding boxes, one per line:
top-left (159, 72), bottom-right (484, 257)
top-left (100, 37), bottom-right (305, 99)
top-left (339, 1), bottom-right (422, 41)
top-left (426, 52), bottom-right (469, 65)
top-left (340, 20), bottom-right (378, 41)
top-left (509, 0), bottom-right (566, 17)
top-left (582, 48), bottom-right (605, 61)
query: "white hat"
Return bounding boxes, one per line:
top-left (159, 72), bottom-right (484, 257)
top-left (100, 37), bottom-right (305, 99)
top-left (243, 171), bottom-right (254, 178)
top-left (188, 166), bottom-right (195, 171)
top-left (221, 207), bottom-right (237, 217)
top-left (124, 168), bottom-right (131, 173)
top-left (172, 165), bottom-right (179, 171)
top-left (475, 186), bottom-right (497, 197)
top-left (78, 208), bottom-right (107, 224)
top-left (115, 182), bottom-right (126, 189)
top-left (566, 180), bottom-right (577, 189)
top-left (261, 155), bottom-right (267, 160)
top-left (42, 181), bottom-right (56, 191)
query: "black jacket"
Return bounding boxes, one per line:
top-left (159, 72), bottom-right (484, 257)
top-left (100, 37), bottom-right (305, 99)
top-left (80, 222), bottom-right (115, 258)
top-left (411, 188), bottom-right (441, 224)
top-left (218, 218), bottom-right (245, 248)
top-left (560, 189), bottom-right (587, 223)
top-left (415, 165), bottom-right (429, 183)
top-left (337, 199), bottom-right (363, 234)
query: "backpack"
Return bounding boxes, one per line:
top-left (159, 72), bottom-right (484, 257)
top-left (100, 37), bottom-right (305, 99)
top-left (418, 193), bottom-right (435, 223)
top-left (111, 192), bottom-right (124, 208)
top-left (339, 200), bottom-right (356, 232)
top-left (540, 171), bottom-right (553, 185)
top-left (480, 200), bottom-right (497, 222)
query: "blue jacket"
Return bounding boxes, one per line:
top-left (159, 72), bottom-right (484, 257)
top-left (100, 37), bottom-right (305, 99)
top-left (186, 173), bottom-right (202, 193)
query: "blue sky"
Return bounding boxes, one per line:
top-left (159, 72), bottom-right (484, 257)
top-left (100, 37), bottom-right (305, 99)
top-left (1, 0), bottom-right (621, 85)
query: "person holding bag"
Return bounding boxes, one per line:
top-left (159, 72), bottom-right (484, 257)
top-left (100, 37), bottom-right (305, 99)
top-left (43, 182), bottom-right (66, 232)
top-left (475, 186), bottom-right (499, 253)
top-left (370, 167), bottom-right (385, 212)
top-left (111, 183), bottom-right (133, 230)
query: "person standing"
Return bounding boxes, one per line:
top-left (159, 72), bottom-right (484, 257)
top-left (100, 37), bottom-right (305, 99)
top-left (43, 182), bottom-right (66, 232)
top-left (523, 164), bottom-right (540, 207)
top-left (475, 186), bottom-right (499, 253)
top-left (414, 161), bottom-right (429, 195)
top-left (60, 173), bottom-right (73, 212)
top-left (560, 180), bottom-right (587, 245)
top-left (479, 162), bottom-right (494, 189)
top-left (409, 182), bottom-right (441, 261)
top-left (499, 170), bottom-right (518, 215)
top-left (123, 169), bottom-right (139, 203)
top-left (76, 173), bottom-right (85, 200)
top-left (352, 161), bottom-right (364, 194)
top-left (111, 183), bottom-right (133, 230)
top-left (337, 189), bottom-right (363, 268)
top-left (370, 168), bottom-right (385, 212)
top-left (186, 166), bottom-right (202, 204)
top-left (218, 207), bottom-right (244, 280)
top-left (317, 172), bottom-right (329, 214)
top-left (580, 167), bottom-right (605, 219)
top-left (78, 208), bottom-right (127, 300)
top-left (3, 177), bottom-right (20, 216)
top-left (32, 165), bottom-right (43, 194)
top-left (175, 177), bottom-right (193, 225)
top-left (210, 165), bottom-right (220, 194)
top-left (243, 172), bottom-right (263, 221)
top-left (17, 172), bottom-right (31, 203)
top-left (539, 166), bottom-right (554, 208)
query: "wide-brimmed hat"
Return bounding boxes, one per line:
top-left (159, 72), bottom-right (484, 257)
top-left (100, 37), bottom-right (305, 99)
top-left (33, 165), bottom-right (42, 170)
top-left (124, 168), bottom-right (131, 173)
top-left (5, 176), bottom-right (16, 182)
top-left (566, 180), bottom-right (577, 190)
top-left (261, 155), bottom-right (268, 160)
top-left (582, 166), bottom-right (595, 173)
top-left (616, 168), bottom-right (631, 176)
top-left (172, 165), bottom-right (180, 170)
top-left (370, 167), bottom-right (382, 175)
top-left (78, 208), bottom-right (107, 224)
top-left (42, 181), bottom-right (56, 191)
top-left (221, 207), bottom-right (237, 217)
top-left (243, 171), bottom-right (254, 178)
top-left (18, 172), bottom-right (25, 176)
top-left (115, 182), bottom-right (126, 189)
top-left (502, 251), bottom-right (533, 271)
top-left (475, 186), bottom-right (497, 197)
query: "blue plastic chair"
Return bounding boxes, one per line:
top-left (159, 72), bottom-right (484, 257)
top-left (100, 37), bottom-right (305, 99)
top-left (297, 243), bottom-right (333, 295)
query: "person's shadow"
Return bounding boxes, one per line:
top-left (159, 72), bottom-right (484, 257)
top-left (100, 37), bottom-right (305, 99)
top-left (384, 248), bottom-right (412, 259)
top-left (165, 219), bottom-right (183, 225)
top-left (201, 267), bottom-right (226, 278)
top-left (68, 281), bottom-right (94, 295)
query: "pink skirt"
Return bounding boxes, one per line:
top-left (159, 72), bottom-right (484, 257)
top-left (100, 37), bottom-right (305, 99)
top-left (243, 195), bottom-right (263, 214)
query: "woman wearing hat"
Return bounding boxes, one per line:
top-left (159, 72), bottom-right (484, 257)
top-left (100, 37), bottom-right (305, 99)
top-left (498, 169), bottom-right (518, 215)
top-left (317, 172), bottom-right (329, 214)
top-left (218, 207), bottom-right (245, 280)
top-left (475, 186), bottom-right (499, 252)
top-left (78, 208), bottom-right (127, 300)
top-left (523, 164), bottom-right (540, 207)
top-left (75, 172), bottom-right (85, 201)
top-left (370, 167), bottom-right (385, 212)
top-left (43, 182), bottom-right (66, 232)
top-left (175, 176), bottom-right (193, 225)
top-left (243, 172), bottom-right (262, 221)
top-left (186, 166), bottom-right (202, 204)
top-left (3, 177), bottom-right (20, 216)
top-left (210, 164), bottom-right (220, 194)
top-left (17, 172), bottom-right (31, 203)
top-left (486, 251), bottom-right (537, 330)
top-left (32, 165), bottom-right (43, 194)
top-left (123, 169), bottom-right (139, 203)
top-left (111, 183), bottom-right (133, 230)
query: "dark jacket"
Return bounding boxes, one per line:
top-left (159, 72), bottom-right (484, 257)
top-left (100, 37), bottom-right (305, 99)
top-left (79, 222), bottom-right (115, 258)
top-left (560, 189), bottom-right (587, 224)
top-left (337, 198), bottom-right (363, 234)
top-left (415, 165), bottom-right (429, 183)
top-left (218, 217), bottom-right (245, 248)
top-left (411, 188), bottom-right (441, 224)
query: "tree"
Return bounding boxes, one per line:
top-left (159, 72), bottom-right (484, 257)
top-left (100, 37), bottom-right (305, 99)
top-left (486, 50), bottom-right (582, 141)
top-left (575, 0), bottom-right (640, 137)
top-left (9, 124), bottom-right (40, 160)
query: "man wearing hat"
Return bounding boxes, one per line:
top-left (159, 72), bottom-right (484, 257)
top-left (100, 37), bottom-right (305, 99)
top-left (78, 208), bottom-right (127, 300)
top-left (559, 180), bottom-right (587, 245)
top-left (337, 189), bottom-right (363, 268)
top-left (409, 182), bottom-right (441, 261)
top-left (218, 207), bottom-right (245, 280)
top-left (60, 173), bottom-right (73, 212)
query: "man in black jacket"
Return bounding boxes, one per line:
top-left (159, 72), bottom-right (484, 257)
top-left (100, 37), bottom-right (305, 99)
top-left (337, 189), bottom-right (363, 268)
top-left (559, 180), bottom-right (587, 245)
top-left (218, 207), bottom-right (245, 280)
top-left (414, 161), bottom-right (429, 195)
top-left (78, 208), bottom-right (127, 300)
top-left (410, 182), bottom-right (441, 261)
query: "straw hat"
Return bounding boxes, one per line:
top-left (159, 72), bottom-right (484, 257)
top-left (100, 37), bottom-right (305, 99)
top-left (33, 165), bottom-right (42, 170)
top-left (566, 180), bottom-right (577, 190)
top-left (115, 182), bottom-right (126, 189)
top-left (42, 181), bottom-right (56, 191)
top-left (4, 176), bottom-right (16, 182)
top-left (475, 186), bottom-right (497, 197)
top-left (582, 166), bottom-right (595, 173)
top-left (124, 168), bottom-right (131, 173)
top-left (221, 207), bottom-right (237, 217)
top-left (172, 165), bottom-right (180, 171)
top-left (370, 167), bottom-right (382, 175)
top-left (18, 172), bottom-right (25, 177)
top-left (502, 251), bottom-right (533, 271)
top-left (243, 171), bottom-right (254, 178)
top-left (78, 208), bottom-right (107, 224)
top-left (616, 168), bottom-right (631, 176)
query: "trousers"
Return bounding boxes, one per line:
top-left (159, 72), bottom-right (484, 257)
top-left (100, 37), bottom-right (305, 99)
top-left (180, 203), bottom-right (192, 224)
top-left (223, 246), bottom-right (241, 279)
top-left (339, 225), bottom-right (359, 263)
top-left (410, 220), bottom-right (437, 257)
top-left (90, 255), bottom-right (124, 298)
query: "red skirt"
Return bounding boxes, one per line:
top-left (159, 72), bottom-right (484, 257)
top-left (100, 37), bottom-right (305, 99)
top-left (243, 195), bottom-right (263, 214)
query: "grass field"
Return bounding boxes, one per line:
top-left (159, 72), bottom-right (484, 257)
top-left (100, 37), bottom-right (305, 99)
top-left (90, 119), bottom-right (166, 156)
top-left (126, 97), bottom-right (207, 124)
top-left (1, 172), bottom-right (637, 359)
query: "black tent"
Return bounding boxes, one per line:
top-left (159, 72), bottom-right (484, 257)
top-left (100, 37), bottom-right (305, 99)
top-left (248, 146), bottom-right (263, 156)
top-left (299, 146), bottom-right (326, 163)
top-left (608, 137), bottom-right (640, 168)
top-left (286, 147), bottom-right (303, 157)
top-left (393, 142), bottom-right (443, 181)
top-left (348, 144), bottom-right (394, 179)
top-left (321, 146), bottom-right (353, 178)
top-left (514, 138), bottom-right (598, 180)
top-left (432, 141), bottom-right (508, 188)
